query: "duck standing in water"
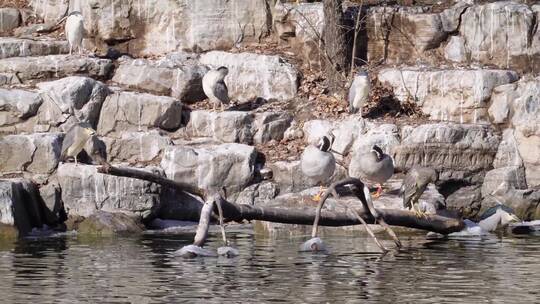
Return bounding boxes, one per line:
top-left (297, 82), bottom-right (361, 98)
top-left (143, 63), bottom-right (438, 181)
top-left (399, 166), bottom-right (438, 217)
top-left (202, 66), bottom-right (230, 111)
top-left (349, 145), bottom-right (394, 198)
top-left (300, 135), bottom-right (336, 201)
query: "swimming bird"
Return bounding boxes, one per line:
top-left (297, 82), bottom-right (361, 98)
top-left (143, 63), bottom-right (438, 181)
top-left (60, 122), bottom-right (96, 165)
top-left (399, 166), bottom-right (438, 217)
top-left (202, 66), bottom-right (230, 111)
top-left (478, 204), bottom-right (520, 232)
top-left (348, 71), bottom-right (370, 115)
top-left (300, 135), bottom-right (336, 201)
top-left (348, 145), bottom-right (394, 198)
top-left (65, 11), bottom-right (84, 55)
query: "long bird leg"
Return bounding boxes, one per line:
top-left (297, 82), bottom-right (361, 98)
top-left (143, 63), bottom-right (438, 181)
top-left (74, 155), bottom-right (78, 166)
top-left (215, 196), bottom-right (228, 246)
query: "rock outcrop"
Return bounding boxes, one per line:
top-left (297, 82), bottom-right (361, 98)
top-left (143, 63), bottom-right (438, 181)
top-left (0, 133), bottom-right (63, 175)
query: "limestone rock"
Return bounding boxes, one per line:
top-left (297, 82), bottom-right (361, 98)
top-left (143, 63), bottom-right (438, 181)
top-left (77, 211), bottom-right (144, 236)
top-left (181, 110), bottom-right (253, 144)
top-left (444, 184), bottom-right (482, 219)
top-left (0, 133), bottom-right (63, 175)
top-left (235, 181), bottom-right (280, 206)
top-left (199, 51), bottom-right (299, 102)
top-left (378, 68), bottom-right (519, 123)
top-left (112, 55), bottom-right (207, 102)
top-left (329, 117), bottom-right (366, 156)
top-left (269, 160), bottom-right (347, 194)
top-left (481, 166), bottom-right (527, 197)
top-left (161, 143), bottom-right (256, 194)
top-left (0, 73), bottom-right (20, 86)
top-left (0, 8), bottom-right (21, 33)
top-left (0, 55), bottom-right (113, 82)
top-left (444, 36), bottom-right (467, 63)
top-left (30, 0), bottom-right (69, 23)
top-left (0, 179), bottom-right (44, 236)
top-left (393, 123), bottom-right (500, 182)
top-left (303, 119), bottom-right (334, 146)
top-left (351, 123), bottom-right (401, 156)
top-left (0, 88), bottom-right (43, 128)
top-left (38, 181), bottom-right (66, 225)
top-left (57, 163), bottom-right (161, 218)
top-left (0, 38), bottom-right (68, 59)
top-left (103, 131), bottom-right (172, 164)
top-left (36, 76), bottom-right (110, 129)
top-left (480, 189), bottom-right (540, 221)
top-left (252, 112), bottom-right (292, 144)
top-left (493, 129), bottom-right (523, 168)
top-left (78, 0), bottom-right (133, 43)
top-left (97, 91), bottom-right (183, 136)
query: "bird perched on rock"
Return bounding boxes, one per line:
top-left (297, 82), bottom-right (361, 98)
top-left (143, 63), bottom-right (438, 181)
top-left (300, 135), bottom-right (336, 201)
top-left (348, 145), bottom-right (394, 198)
top-left (399, 166), bottom-right (438, 217)
top-left (478, 204), bottom-right (520, 232)
top-left (348, 71), bottom-right (370, 115)
top-left (60, 122), bottom-right (96, 165)
top-left (202, 66), bottom-right (230, 111)
top-left (65, 11), bottom-right (84, 55)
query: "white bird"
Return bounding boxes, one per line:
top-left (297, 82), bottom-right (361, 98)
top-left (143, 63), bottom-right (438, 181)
top-left (477, 205), bottom-right (520, 232)
top-left (349, 145), bottom-right (394, 198)
top-left (300, 135), bottom-right (336, 201)
top-left (348, 71), bottom-right (370, 115)
top-left (202, 66), bottom-right (230, 111)
top-left (65, 11), bottom-right (84, 55)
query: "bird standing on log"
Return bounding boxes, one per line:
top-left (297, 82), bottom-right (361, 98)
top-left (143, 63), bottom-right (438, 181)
top-left (65, 11), bottom-right (85, 55)
top-left (202, 66), bottom-right (230, 111)
top-left (348, 71), bottom-right (370, 115)
top-left (300, 135), bottom-right (336, 201)
top-left (349, 145), bottom-right (394, 198)
top-left (60, 122), bottom-right (96, 165)
top-left (399, 166), bottom-right (438, 217)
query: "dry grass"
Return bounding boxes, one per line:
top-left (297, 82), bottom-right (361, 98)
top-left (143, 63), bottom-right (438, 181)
top-left (1, 0), bottom-right (29, 9)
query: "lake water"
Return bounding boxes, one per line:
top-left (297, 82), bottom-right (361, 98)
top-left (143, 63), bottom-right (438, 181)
top-left (0, 228), bottom-right (539, 304)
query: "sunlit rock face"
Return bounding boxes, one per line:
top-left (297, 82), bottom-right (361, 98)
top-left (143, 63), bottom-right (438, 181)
top-left (57, 163), bottom-right (161, 218)
top-left (0, 88), bottom-right (43, 132)
top-left (97, 91), bottom-right (183, 137)
top-left (161, 143), bottom-right (256, 194)
top-left (393, 123), bottom-right (500, 183)
top-left (199, 51), bottom-right (300, 103)
top-left (0, 8), bottom-right (21, 34)
top-left (0, 133), bottom-right (63, 175)
top-left (0, 38), bottom-right (68, 59)
top-left (0, 55), bottom-right (113, 82)
top-left (102, 131), bottom-right (172, 164)
top-left (489, 77), bottom-right (540, 187)
top-left (112, 54), bottom-right (208, 102)
top-left (378, 68), bottom-right (519, 124)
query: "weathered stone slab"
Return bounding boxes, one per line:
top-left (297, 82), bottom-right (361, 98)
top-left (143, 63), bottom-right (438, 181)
top-left (482, 166), bottom-right (527, 197)
top-left (253, 112), bottom-right (293, 144)
top-left (30, 0), bottom-right (69, 23)
top-left (161, 143), bottom-right (256, 194)
top-left (0, 88), bottom-right (43, 129)
top-left (112, 54), bottom-right (207, 102)
top-left (0, 133), bottom-right (63, 175)
top-left (0, 38), bottom-right (68, 59)
top-left (181, 110), bottom-right (253, 144)
top-left (378, 68), bottom-right (519, 123)
top-left (103, 131), bottom-right (172, 164)
top-left (0, 8), bottom-right (21, 34)
top-left (97, 91), bottom-right (183, 136)
top-left (57, 163), bottom-right (161, 218)
top-left (0, 178), bottom-right (45, 236)
top-left (0, 55), bottom-right (113, 82)
top-left (199, 51), bottom-right (299, 102)
top-left (393, 123), bottom-right (500, 182)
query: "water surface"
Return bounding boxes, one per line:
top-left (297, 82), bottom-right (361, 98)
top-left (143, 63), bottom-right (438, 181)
top-left (0, 229), bottom-right (539, 303)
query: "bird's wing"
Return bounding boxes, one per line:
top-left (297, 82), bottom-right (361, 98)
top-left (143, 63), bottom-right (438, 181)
top-left (213, 81), bottom-right (230, 103)
top-left (400, 170), bottom-right (419, 209)
top-left (348, 81), bottom-right (357, 105)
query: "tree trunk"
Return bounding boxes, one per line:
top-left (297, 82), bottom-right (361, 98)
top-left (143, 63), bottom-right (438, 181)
top-left (323, 0), bottom-right (348, 92)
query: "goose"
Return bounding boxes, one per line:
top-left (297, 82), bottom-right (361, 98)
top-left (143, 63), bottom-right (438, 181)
top-left (349, 145), bottom-right (394, 198)
top-left (300, 135), bottom-right (336, 201)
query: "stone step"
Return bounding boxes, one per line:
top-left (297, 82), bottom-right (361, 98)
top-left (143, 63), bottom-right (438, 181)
top-left (160, 142), bottom-right (257, 194)
top-left (377, 67), bottom-right (519, 124)
top-left (0, 38), bottom-right (68, 59)
top-left (0, 54), bottom-right (113, 82)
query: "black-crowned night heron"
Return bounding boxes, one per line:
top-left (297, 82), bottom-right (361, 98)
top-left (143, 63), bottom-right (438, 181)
top-left (348, 71), bottom-right (370, 115)
top-left (348, 145), bottom-right (394, 198)
top-left (399, 166), bottom-right (438, 217)
top-left (478, 205), bottom-right (520, 232)
top-left (202, 66), bottom-right (230, 111)
top-left (60, 122), bottom-right (96, 165)
top-left (65, 11), bottom-right (84, 55)
top-left (300, 135), bottom-right (336, 201)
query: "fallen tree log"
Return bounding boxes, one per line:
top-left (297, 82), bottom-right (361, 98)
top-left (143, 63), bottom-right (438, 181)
top-left (97, 165), bottom-right (465, 235)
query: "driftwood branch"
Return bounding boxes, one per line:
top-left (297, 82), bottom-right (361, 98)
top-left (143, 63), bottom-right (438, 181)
top-left (96, 165), bottom-right (465, 235)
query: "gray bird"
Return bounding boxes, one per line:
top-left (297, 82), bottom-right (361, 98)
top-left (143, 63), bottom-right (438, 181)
top-left (60, 122), bottom-right (96, 165)
top-left (478, 205), bottom-right (520, 232)
top-left (202, 66), bottom-right (230, 111)
top-left (399, 166), bottom-right (438, 217)
top-left (65, 11), bottom-right (84, 55)
top-left (348, 71), bottom-right (370, 115)
top-left (348, 145), bottom-right (394, 198)
top-left (300, 135), bottom-right (336, 201)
